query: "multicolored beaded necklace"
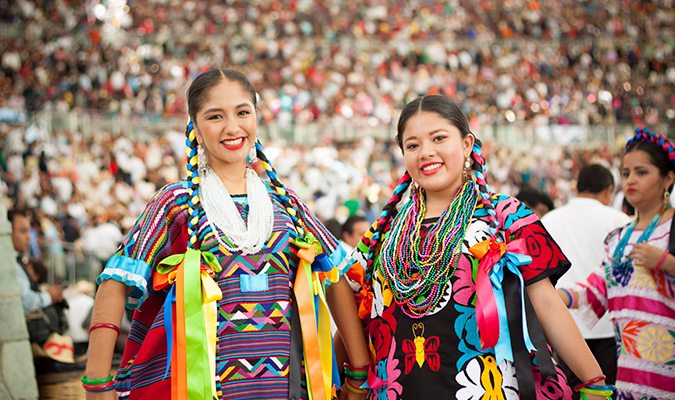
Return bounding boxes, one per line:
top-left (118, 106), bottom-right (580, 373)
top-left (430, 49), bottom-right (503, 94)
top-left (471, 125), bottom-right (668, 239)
top-left (611, 209), bottom-right (665, 285)
top-left (379, 180), bottom-right (478, 318)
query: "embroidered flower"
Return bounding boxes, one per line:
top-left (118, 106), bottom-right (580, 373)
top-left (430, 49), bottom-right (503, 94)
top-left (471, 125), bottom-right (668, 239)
top-left (532, 362), bottom-right (572, 400)
top-left (372, 340), bottom-right (402, 400)
top-left (454, 304), bottom-right (482, 371)
top-left (456, 356), bottom-right (518, 400)
top-left (510, 222), bottom-right (567, 281)
top-left (637, 326), bottom-right (674, 362)
top-left (452, 254), bottom-right (476, 307)
top-left (621, 320), bottom-right (649, 358)
top-left (612, 260), bottom-right (634, 287)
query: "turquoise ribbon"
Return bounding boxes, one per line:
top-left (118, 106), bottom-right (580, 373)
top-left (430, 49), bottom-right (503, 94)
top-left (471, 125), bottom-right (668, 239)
top-left (489, 250), bottom-right (536, 365)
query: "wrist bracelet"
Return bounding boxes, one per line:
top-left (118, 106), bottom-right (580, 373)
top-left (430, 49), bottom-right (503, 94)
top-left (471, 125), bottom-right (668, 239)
top-left (344, 378), bottom-right (368, 395)
top-left (655, 250), bottom-right (668, 273)
top-left (81, 374), bottom-right (114, 385)
top-left (580, 387), bottom-right (613, 396)
top-left (580, 393), bottom-right (611, 400)
top-left (574, 375), bottom-right (606, 391)
top-left (561, 288), bottom-right (575, 308)
top-left (82, 380), bottom-right (115, 392)
top-left (89, 323), bottom-right (121, 337)
top-left (586, 384), bottom-right (616, 392)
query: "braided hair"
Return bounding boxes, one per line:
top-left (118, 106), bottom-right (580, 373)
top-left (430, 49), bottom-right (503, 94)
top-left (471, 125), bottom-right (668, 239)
top-left (185, 69), bottom-right (306, 252)
top-left (366, 95), bottom-right (499, 279)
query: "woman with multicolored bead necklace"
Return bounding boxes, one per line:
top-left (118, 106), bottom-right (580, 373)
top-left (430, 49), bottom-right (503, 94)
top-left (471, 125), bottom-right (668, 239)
top-left (558, 128), bottom-right (675, 400)
top-left (338, 95), bottom-right (610, 400)
top-left (83, 69), bottom-right (369, 400)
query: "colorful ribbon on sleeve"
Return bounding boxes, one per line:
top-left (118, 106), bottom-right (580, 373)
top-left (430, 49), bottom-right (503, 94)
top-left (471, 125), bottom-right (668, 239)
top-left (153, 248), bottom-right (222, 400)
top-left (293, 233), bottom-right (340, 400)
top-left (468, 238), bottom-right (536, 362)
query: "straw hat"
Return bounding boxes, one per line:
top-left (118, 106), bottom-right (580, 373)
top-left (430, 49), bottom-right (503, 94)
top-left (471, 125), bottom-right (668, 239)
top-left (32, 332), bottom-right (76, 364)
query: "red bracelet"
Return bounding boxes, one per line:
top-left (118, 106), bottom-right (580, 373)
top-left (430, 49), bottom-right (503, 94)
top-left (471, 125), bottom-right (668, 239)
top-left (655, 250), bottom-right (668, 273)
top-left (82, 380), bottom-right (115, 392)
top-left (574, 375), bottom-right (606, 391)
top-left (89, 323), bottom-right (121, 337)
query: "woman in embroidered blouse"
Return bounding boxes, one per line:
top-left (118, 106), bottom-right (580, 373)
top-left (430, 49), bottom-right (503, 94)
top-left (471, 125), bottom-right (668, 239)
top-left (338, 95), bottom-right (610, 400)
top-left (559, 128), bottom-right (675, 400)
top-left (83, 69), bottom-right (368, 400)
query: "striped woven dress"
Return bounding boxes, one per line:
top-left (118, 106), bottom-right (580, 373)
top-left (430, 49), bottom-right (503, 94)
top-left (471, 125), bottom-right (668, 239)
top-left (97, 181), bottom-right (345, 400)
top-left (575, 217), bottom-right (675, 400)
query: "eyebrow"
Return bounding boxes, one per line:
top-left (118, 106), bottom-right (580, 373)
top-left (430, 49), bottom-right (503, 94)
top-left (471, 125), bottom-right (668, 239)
top-left (403, 129), bottom-right (445, 143)
top-left (202, 103), bottom-right (253, 114)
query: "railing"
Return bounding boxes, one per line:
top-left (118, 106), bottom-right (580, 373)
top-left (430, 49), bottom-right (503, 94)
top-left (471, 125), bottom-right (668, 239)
top-left (45, 243), bottom-right (103, 286)
top-left (33, 109), bottom-right (673, 149)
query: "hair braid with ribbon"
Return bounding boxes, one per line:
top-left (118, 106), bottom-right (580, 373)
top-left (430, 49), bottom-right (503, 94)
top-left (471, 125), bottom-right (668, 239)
top-left (470, 140), bottom-right (499, 238)
top-left (254, 139), bottom-right (306, 238)
top-left (365, 172), bottom-right (413, 280)
top-left (185, 117), bottom-right (202, 250)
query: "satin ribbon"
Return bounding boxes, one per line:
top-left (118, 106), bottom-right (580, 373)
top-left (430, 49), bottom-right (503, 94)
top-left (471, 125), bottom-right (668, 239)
top-left (293, 233), bottom-right (339, 400)
top-left (153, 249), bottom-right (222, 400)
top-left (345, 263), bottom-right (373, 321)
top-left (468, 239), bottom-right (535, 356)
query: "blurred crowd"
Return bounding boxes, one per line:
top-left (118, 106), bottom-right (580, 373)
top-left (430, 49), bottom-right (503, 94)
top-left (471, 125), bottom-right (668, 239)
top-left (0, 0), bottom-right (673, 131)
top-left (0, 119), bottom-right (625, 282)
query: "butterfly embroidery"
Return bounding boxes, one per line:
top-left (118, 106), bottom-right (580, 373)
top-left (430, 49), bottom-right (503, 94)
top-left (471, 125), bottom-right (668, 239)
top-left (402, 322), bottom-right (440, 374)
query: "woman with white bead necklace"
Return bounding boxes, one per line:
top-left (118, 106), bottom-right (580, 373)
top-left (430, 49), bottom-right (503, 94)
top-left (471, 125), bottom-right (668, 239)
top-left (83, 69), bottom-right (369, 400)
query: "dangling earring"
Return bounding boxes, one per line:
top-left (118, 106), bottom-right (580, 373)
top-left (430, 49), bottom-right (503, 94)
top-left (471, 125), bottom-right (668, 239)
top-left (197, 144), bottom-right (207, 172)
top-left (664, 189), bottom-right (671, 206)
top-left (463, 158), bottom-right (471, 180)
top-left (248, 143), bottom-right (258, 164)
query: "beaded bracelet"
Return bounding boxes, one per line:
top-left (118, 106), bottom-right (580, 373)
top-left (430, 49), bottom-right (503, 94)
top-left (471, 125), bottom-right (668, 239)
top-left (81, 375), bottom-right (114, 385)
top-left (89, 323), bottom-right (121, 337)
top-left (655, 250), bottom-right (668, 273)
top-left (560, 288), bottom-right (575, 308)
top-left (574, 375), bottom-right (606, 391)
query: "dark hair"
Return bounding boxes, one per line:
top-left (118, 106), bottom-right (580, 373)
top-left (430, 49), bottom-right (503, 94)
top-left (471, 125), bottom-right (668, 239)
top-left (396, 95), bottom-right (474, 151)
top-left (577, 164), bottom-right (614, 194)
top-left (625, 140), bottom-right (675, 178)
top-left (516, 186), bottom-right (554, 212)
top-left (342, 215), bottom-right (368, 236)
top-left (187, 69), bottom-right (257, 123)
top-left (323, 218), bottom-right (342, 239)
top-left (7, 208), bottom-right (28, 227)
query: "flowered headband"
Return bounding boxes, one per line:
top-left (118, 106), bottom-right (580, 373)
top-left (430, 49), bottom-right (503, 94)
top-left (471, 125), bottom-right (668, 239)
top-left (625, 126), bottom-right (675, 167)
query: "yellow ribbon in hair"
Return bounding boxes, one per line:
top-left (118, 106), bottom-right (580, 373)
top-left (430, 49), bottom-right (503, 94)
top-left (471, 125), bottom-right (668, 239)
top-left (154, 249), bottom-right (222, 399)
top-left (293, 233), bottom-right (339, 400)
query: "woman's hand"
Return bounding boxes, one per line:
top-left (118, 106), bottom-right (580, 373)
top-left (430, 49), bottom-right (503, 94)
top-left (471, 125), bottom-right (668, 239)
top-left (338, 387), bottom-right (367, 400)
top-left (582, 395), bottom-right (607, 400)
top-left (629, 242), bottom-right (664, 270)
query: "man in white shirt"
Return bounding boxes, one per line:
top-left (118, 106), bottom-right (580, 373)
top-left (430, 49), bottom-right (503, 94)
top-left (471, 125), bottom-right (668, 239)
top-left (541, 164), bottom-right (632, 395)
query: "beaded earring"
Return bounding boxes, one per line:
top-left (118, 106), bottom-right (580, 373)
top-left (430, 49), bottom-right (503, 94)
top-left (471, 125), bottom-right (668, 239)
top-left (197, 144), bottom-right (207, 172)
top-left (665, 189), bottom-right (671, 205)
top-left (248, 143), bottom-right (258, 164)
top-left (463, 157), bottom-right (471, 180)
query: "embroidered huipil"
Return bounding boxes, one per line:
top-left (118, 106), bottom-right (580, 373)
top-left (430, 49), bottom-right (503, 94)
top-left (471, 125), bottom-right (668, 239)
top-left (574, 218), bottom-right (675, 400)
top-left (98, 181), bottom-right (344, 400)
top-left (342, 194), bottom-right (572, 400)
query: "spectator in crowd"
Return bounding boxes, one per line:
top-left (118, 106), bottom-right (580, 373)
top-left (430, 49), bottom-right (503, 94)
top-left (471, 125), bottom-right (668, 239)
top-left (558, 128), bottom-right (675, 399)
top-left (340, 215), bottom-right (370, 253)
top-left (541, 164), bottom-right (632, 398)
top-left (517, 185), bottom-right (555, 218)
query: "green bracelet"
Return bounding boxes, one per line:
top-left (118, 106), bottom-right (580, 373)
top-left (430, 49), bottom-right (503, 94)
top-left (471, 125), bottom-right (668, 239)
top-left (579, 392), bottom-right (612, 400)
top-left (580, 387), bottom-right (613, 396)
top-left (81, 375), bottom-right (114, 385)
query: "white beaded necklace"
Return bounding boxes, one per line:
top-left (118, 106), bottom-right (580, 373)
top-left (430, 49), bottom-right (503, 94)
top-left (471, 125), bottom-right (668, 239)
top-left (200, 166), bottom-right (274, 255)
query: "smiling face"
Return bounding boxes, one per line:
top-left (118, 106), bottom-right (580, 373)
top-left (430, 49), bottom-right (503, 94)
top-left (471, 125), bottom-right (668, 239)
top-left (621, 149), bottom-right (675, 213)
top-left (193, 78), bottom-right (257, 174)
top-left (401, 111), bottom-right (474, 202)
